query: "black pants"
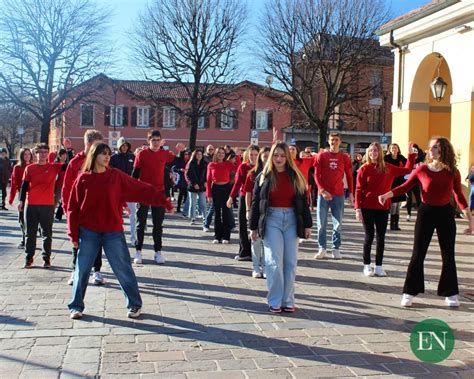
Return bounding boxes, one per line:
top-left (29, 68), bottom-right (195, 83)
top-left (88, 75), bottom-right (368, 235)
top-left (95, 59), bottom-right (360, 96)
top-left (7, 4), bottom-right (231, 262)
top-left (361, 208), bottom-right (389, 266)
top-left (177, 188), bottom-right (188, 212)
top-left (238, 195), bottom-right (251, 257)
top-left (135, 203), bottom-right (165, 252)
top-left (25, 204), bottom-right (54, 261)
top-left (406, 185), bottom-right (421, 216)
top-left (72, 246), bottom-right (102, 271)
top-left (212, 183), bottom-right (232, 241)
top-left (403, 203), bottom-right (458, 297)
top-left (0, 182), bottom-right (6, 207)
top-left (55, 202), bottom-right (64, 220)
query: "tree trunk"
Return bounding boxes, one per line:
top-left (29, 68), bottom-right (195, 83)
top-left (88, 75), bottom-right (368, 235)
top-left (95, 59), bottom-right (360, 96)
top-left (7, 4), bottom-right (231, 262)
top-left (318, 123), bottom-right (328, 151)
top-left (41, 119), bottom-right (50, 144)
top-left (188, 113), bottom-right (198, 151)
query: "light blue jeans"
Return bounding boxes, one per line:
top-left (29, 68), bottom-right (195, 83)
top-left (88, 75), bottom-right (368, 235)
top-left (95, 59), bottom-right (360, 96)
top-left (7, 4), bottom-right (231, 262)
top-left (251, 237), bottom-right (265, 273)
top-left (127, 202), bottom-right (136, 244)
top-left (69, 227), bottom-right (142, 312)
top-left (188, 191), bottom-right (206, 220)
top-left (263, 208), bottom-right (298, 308)
top-left (317, 195), bottom-right (344, 250)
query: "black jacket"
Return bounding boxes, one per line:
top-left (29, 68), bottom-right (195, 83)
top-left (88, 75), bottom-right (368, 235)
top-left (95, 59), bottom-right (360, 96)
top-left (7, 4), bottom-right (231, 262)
top-left (250, 173), bottom-right (313, 239)
top-left (384, 154), bottom-right (407, 203)
top-left (185, 160), bottom-right (207, 192)
top-left (110, 152), bottom-right (135, 176)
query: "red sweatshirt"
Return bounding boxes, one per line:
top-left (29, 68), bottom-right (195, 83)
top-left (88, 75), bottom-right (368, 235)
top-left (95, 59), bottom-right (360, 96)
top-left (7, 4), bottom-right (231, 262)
top-left (230, 162), bottom-right (254, 198)
top-left (392, 164), bottom-right (468, 209)
top-left (314, 151), bottom-right (353, 196)
top-left (355, 154), bottom-right (415, 210)
top-left (23, 163), bottom-right (63, 205)
top-left (62, 151), bottom-right (86, 213)
top-left (67, 168), bottom-right (172, 243)
top-left (134, 148), bottom-right (175, 191)
top-left (8, 164), bottom-right (30, 204)
top-left (295, 156), bottom-right (315, 183)
top-left (206, 161), bottom-right (236, 198)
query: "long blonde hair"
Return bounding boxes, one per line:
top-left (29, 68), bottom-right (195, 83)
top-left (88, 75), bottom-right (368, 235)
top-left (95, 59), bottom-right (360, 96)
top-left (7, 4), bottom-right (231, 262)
top-left (363, 142), bottom-right (387, 173)
top-left (259, 142), bottom-right (307, 195)
top-left (242, 144), bottom-right (259, 163)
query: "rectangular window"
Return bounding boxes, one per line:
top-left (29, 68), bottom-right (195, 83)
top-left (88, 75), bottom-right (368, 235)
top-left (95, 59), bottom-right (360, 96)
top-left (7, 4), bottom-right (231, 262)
top-left (370, 71), bottom-right (383, 97)
top-left (80, 104), bottom-right (94, 127)
top-left (163, 107), bottom-right (176, 128)
top-left (137, 107), bottom-right (149, 128)
top-left (256, 110), bottom-right (268, 130)
top-left (220, 108), bottom-right (234, 129)
top-left (197, 116), bottom-right (205, 129)
top-left (110, 105), bottom-right (123, 127)
top-left (368, 107), bottom-right (381, 132)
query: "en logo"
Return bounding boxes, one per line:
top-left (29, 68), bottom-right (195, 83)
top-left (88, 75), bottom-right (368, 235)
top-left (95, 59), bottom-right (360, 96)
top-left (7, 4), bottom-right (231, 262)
top-left (410, 319), bottom-right (454, 363)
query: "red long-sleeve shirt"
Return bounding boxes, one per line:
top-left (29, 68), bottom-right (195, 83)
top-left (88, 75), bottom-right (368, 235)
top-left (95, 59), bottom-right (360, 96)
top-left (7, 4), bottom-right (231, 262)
top-left (244, 171), bottom-right (257, 194)
top-left (314, 151), bottom-right (353, 195)
top-left (295, 156), bottom-right (315, 183)
top-left (67, 168), bottom-right (171, 243)
top-left (23, 163), bottom-right (63, 205)
top-left (134, 148), bottom-right (175, 191)
top-left (355, 154), bottom-right (415, 210)
top-left (392, 165), bottom-right (468, 209)
top-left (206, 161), bottom-right (236, 198)
top-left (269, 171), bottom-right (295, 208)
top-left (62, 151), bottom-right (86, 213)
top-left (8, 164), bottom-right (30, 204)
top-left (230, 162), bottom-right (254, 198)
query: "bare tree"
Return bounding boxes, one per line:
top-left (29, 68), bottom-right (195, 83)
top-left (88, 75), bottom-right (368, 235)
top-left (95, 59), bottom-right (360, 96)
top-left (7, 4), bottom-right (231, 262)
top-left (0, 0), bottom-right (111, 144)
top-left (134, 0), bottom-right (247, 150)
top-left (260, 0), bottom-right (391, 148)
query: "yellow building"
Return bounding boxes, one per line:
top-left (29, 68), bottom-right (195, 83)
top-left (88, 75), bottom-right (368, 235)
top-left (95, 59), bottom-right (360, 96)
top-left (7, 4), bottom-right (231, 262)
top-left (377, 0), bottom-right (474, 188)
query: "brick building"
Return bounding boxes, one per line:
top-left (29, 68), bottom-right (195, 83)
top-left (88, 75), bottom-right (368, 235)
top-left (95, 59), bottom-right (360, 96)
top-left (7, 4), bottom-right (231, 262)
top-left (49, 75), bottom-right (292, 153)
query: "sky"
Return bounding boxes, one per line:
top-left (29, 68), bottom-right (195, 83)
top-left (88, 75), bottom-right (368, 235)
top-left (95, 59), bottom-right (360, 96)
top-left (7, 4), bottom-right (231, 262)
top-left (101, 0), bottom-right (431, 84)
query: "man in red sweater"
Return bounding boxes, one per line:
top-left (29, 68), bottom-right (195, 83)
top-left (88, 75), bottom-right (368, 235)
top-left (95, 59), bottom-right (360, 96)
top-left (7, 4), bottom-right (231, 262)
top-left (132, 130), bottom-right (184, 265)
top-left (62, 129), bottom-right (104, 285)
top-left (313, 132), bottom-right (353, 260)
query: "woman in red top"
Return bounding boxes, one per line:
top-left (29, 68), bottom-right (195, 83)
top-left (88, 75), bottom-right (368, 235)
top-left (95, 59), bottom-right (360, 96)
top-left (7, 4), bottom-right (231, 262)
top-left (8, 147), bottom-right (33, 249)
top-left (67, 143), bottom-right (172, 320)
top-left (54, 149), bottom-right (68, 222)
top-left (379, 137), bottom-right (473, 308)
top-left (355, 142), bottom-right (415, 277)
top-left (226, 145), bottom-right (259, 261)
top-left (206, 147), bottom-right (236, 244)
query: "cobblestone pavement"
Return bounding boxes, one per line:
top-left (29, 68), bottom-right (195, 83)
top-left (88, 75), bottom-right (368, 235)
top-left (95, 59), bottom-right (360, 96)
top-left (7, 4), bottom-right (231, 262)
top-left (0, 202), bottom-right (473, 378)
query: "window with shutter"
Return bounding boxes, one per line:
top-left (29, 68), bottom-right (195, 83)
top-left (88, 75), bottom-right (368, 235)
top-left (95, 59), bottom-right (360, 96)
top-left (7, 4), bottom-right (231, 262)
top-left (163, 107), bottom-right (176, 128)
top-left (110, 106), bottom-right (123, 127)
top-left (220, 108), bottom-right (234, 129)
top-left (137, 107), bottom-right (150, 128)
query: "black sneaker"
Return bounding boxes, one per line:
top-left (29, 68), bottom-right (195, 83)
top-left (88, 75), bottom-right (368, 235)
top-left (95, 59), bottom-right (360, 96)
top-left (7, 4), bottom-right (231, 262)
top-left (24, 259), bottom-right (33, 268)
top-left (1, 205), bottom-right (7, 210)
top-left (43, 260), bottom-right (51, 269)
top-left (127, 307), bottom-right (142, 319)
top-left (17, 242), bottom-right (25, 249)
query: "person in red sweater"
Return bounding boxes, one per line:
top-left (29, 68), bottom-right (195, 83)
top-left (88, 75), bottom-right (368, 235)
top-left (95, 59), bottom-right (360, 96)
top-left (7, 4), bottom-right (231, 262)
top-left (206, 146), bottom-right (237, 244)
top-left (355, 142), bottom-right (415, 277)
top-left (67, 143), bottom-right (172, 320)
top-left (131, 130), bottom-right (185, 265)
top-left (62, 129), bottom-right (104, 285)
top-left (8, 147), bottom-right (33, 249)
top-left (313, 132), bottom-right (353, 260)
top-left (379, 137), bottom-right (473, 308)
top-left (54, 149), bottom-right (68, 222)
top-left (226, 144), bottom-right (259, 261)
top-left (19, 143), bottom-right (66, 268)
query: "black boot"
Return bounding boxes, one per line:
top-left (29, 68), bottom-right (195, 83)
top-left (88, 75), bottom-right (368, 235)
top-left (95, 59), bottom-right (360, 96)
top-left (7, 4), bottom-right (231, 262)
top-left (392, 214), bottom-right (401, 231)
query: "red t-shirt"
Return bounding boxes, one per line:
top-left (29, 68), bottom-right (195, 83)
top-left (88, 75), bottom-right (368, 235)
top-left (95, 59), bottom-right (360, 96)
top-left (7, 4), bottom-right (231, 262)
top-left (230, 162), bottom-right (254, 198)
top-left (206, 161), bottom-right (236, 197)
top-left (244, 171), bottom-right (257, 194)
top-left (314, 151), bottom-right (353, 195)
top-left (67, 168), bottom-right (171, 243)
top-left (392, 165), bottom-right (468, 209)
top-left (134, 148), bottom-right (175, 191)
top-left (23, 163), bottom-right (63, 205)
top-left (8, 164), bottom-right (30, 204)
top-left (355, 154), bottom-right (415, 210)
top-left (269, 171), bottom-right (295, 208)
top-left (62, 151), bottom-right (86, 213)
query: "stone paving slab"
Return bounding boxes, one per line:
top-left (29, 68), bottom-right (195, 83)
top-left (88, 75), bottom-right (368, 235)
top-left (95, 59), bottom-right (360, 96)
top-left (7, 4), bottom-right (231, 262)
top-left (0, 201), bottom-right (473, 378)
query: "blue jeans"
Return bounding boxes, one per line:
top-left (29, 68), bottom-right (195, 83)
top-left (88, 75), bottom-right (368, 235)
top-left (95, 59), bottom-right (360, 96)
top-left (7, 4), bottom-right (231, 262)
top-left (189, 192), bottom-right (206, 220)
top-left (69, 227), bottom-right (142, 312)
top-left (204, 202), bottom-right (214, 228)
top-left (263, 208), bottom-right (298, 308)
top-left (317, 195), bottom-right (344, 250)
top-left (469, 186), bottom-right (474, 211)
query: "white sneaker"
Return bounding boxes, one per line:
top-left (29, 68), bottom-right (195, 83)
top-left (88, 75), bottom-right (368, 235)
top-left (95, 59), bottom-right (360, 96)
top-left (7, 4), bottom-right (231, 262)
top-left (212, 239), bottom-right (220, 244)
top-left (262, 272), bottom-right (267, 279)
top-left (331, 249), bottom-right (342, 260)
top-left (401, 293), bottom-right (414, 307)
top-left (70, 310), bottom-right (83, 319)
top-left (299, 238), bottom-right (305, 244)
top-left (252, 271), bottom-right (263, 278)
top-left (93, 271), bottom-right (105, 285)
top-left (127, 307), bottom-right (142, 318)
top-left (363, 265), bottom-right (373, 277)
top-left (134, 251), bottom-right (142, 264)
top-left (222, 240), bottom-right (230, 244)
top-left (314, 248), bottom-right (328, 259)
top-left (406, 214), bottom-right (411, 221)
top-left (203, 227), bottom-right (210, 232)
top-left (67, 272), bottom-right (75, 286)
top-left (154, 251), bottom-right (165, 265)
top-left (374, 265), bottom-right (387, 277)
top-left (445, 295), bottom-right (460, 307)
top-left (190, 219), bottom-right (195, 225)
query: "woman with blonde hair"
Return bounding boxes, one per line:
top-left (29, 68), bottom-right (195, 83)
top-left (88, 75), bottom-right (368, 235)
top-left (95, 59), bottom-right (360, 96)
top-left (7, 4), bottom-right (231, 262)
top-left (379, 137), bottom-right (473, 308)
top-left (250, 142), bottom-right (312, 313)
top-left (355, 142), bottom-right (415, 277)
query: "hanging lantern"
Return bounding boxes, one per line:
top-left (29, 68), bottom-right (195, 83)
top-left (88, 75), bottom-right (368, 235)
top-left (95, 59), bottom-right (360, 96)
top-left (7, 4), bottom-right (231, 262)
top-left (430, 55), bottom-right (447, 102)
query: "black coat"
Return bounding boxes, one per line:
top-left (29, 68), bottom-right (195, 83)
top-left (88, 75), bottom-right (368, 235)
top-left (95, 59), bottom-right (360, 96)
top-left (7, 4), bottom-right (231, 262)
top-left (186, 160), bottom-right (207, 192)
top-left (250, 173), bottom-right (313, 239)
top-left (384, 154), bottom-right (407, 203)
top-left (110, 152), bottom-right (135, 176)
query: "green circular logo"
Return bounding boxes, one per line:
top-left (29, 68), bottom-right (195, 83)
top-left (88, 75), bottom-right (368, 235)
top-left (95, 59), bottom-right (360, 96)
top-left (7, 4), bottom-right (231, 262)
top-left (410, 319), bottom-right (455, 363)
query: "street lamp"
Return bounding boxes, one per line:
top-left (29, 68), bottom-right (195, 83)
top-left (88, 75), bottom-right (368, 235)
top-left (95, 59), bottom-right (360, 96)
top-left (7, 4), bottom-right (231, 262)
top-left (430, 55), bottom-right (447, 102)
